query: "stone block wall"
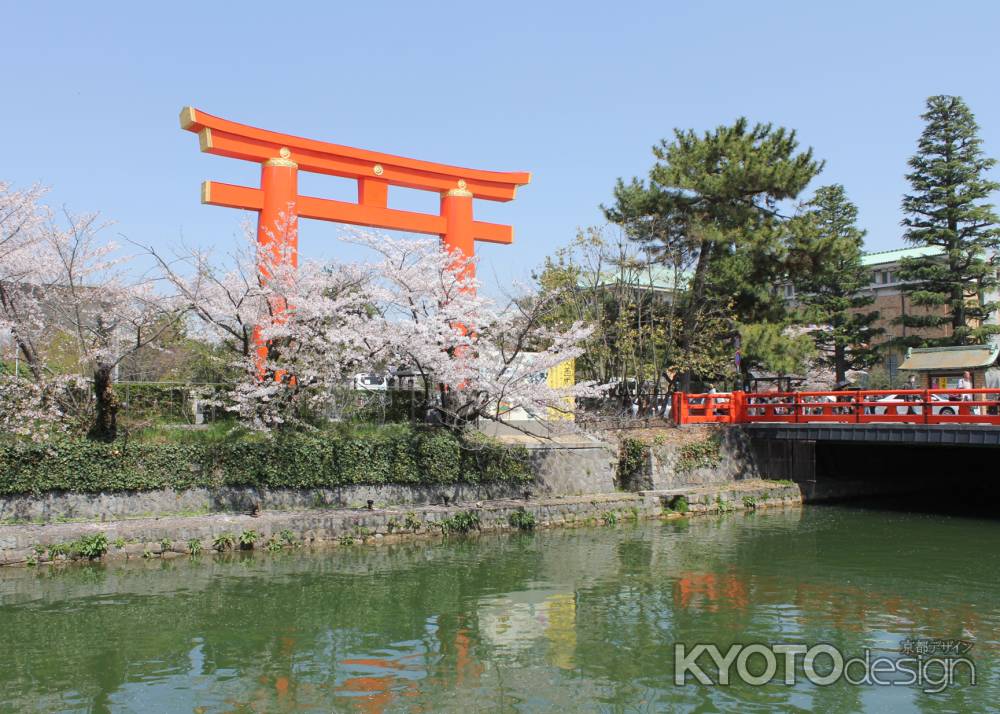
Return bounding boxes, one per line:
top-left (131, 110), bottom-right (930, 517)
top-left (0, 441), bottom-right (619, 524)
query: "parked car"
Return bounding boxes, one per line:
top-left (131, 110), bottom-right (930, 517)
top-left (867, 393), bottom-right (956, 416)
top-left (352, 373), bottom-right (388, 392)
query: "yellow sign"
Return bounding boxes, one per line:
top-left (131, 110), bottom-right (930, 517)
top-left (546, 358), bottom-right (576, 421)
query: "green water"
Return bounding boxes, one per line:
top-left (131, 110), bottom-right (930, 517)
top-left (1, 506), bottom-right (997, 713)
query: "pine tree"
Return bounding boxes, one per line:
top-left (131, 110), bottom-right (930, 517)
top-left (788, 185), bottom-right (882, 384)
top-left (604, 118), bottom-right (823, 389)
top-left (897, 95), bottom-right (1000, 346)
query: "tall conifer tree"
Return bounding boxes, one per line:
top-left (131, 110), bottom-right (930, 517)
top-left (897, 95), bottom-right (1000, 346)
top-left (788, 185), bottom-right (882, 383)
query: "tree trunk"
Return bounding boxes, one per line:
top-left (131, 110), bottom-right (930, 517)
top-left (952, 283), bottom-right (966, 341)
top-left (834, 343), bottom-right (846, 386)
top-left (680, 238), bottom-right (714, 392)
top-left (89, 364), bottom-right (119, 442)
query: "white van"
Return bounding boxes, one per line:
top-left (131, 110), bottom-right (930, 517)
top-left (353, 373), bottom-right (388, 392)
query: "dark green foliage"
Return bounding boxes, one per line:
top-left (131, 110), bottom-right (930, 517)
top-left (605, 118), bottom-right (824, 388)
top-left (75, 533), bottom-right (109, 559)
top-left (737, 323), bottom-right (815, 378)
top-left (212, 533), bottom-right (236, 552)
top-left (897, 96), bottom-right (1000, 346)
top-left (676, 433), bottom-right (722, 473)
top-left (404, 512), bottom-right (422, 531)
top-left (438, 511), bottom-right (481, 535)
top-left (238, 530), bottom-right (259, 549)
top-left (116, 382), bottom-right (228, 425)
top-left (46, 533), bottom-right (109, 559)
top-left (0, 428), bottom-right (531, 496)
top-left (616, 437), bottom-right (648, 488)
top-left (788, 185), bottom-right (882, 382)
top-left (508, 509), bottom-right (536, 531)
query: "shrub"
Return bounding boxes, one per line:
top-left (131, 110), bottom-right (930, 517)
top-left (213, 532), bottom-right (236, 552)
top-left (668, 495), bottom-right (689, 514)
top-left (76, 532), bottom-right (109, 559)
top-left (677, 433), bottom-right (722, 473)
top-left (439, 511), bottom-right (481, 535)
top-left (404, 512), bottom-right (422, 531)
top-left (0, 428), bottom-right (531, 496)
top-left (601, 511), bottom-right (618, 526)
top-left (239, 530), bottom-right (260, 549)
top-left (616, 438), bottom-right (648, 488)
top-left (508, 509), bottom-right (536, 531)
top-left (187, 538), bottom-right (203, 555)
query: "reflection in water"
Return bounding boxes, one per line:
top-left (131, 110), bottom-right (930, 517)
top-left (0, 506), bottom-right (997, 712)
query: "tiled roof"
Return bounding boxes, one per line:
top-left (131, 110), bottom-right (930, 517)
top-left (861, 246), bottom-right (943, 267)
top-left (900, 344), bottom-right (1000, 371)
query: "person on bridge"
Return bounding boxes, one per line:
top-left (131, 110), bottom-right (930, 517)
top-left (906, 374), bottom-right (919, 415)
top-left (959, 371), bottom-right (978, 415)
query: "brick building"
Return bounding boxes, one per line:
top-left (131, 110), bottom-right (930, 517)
top-left (782, 245), bottom-right (1000, 384)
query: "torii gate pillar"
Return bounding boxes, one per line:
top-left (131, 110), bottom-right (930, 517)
top-left (258, 150), bottom-right (299, 267)
top-left (440, 185), bottom-right (475, 278)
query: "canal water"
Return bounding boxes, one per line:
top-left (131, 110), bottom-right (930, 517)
top-left (0, 505), bottom-right (997, 712)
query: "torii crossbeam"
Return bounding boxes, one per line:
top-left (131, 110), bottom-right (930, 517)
top-left (179, 107), bottom-right (531, 279)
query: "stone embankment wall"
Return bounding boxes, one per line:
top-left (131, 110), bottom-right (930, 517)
top-left (0, 442), bottom-right (617, 525)
top-left (648, 427), bottom-right (760, 489)
top-left (0, 480), bottom-right (801, 567)
top-left (615, 426), bottom-right (760, 492)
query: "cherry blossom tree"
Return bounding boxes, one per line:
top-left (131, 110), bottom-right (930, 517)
top-left (40, 214), bottom-right (185, 440)
top-left (0, 374), bottom-right (87, 440)
top-left (177, 223), bottom-right (595, 431)
top-left (145, 222), bottom-right (269, 362)
top-left (148, 218), bottom-right (381, 429)
top-left (0, 182), bottom-right (183, 440)
top-left (343, 231), bottom-right (597, 428)
top-left (151, 213), bottom-right (597, 433)
top-left (0, 181), bottom-right (50, 380)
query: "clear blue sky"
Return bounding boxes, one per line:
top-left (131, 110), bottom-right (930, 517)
top-left (3, 1), bottom-right (999, 289)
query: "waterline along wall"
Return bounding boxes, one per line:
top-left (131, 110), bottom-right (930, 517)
top-left (0, 423), bottom-right (811, 566)
top-left (0, 482), bottom-right (802, 567)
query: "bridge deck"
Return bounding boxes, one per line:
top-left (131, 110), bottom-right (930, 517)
top-left (743, 422), bottom-right (1000, 447)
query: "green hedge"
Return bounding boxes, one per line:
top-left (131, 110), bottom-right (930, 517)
top-left (0, 429), bottom-right (532, 496)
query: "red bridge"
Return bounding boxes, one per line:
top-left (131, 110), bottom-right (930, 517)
top-left (672, 389), bottom-right (1000, 426)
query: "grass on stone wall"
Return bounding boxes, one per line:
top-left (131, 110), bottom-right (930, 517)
top-left (676, 432), bottom-right (722, 473)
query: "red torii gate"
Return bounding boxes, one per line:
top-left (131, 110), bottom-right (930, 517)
top-left (178, 107), bottom-right (531, 280)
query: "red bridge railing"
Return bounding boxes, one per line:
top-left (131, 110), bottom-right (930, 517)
top-left (672, 389), bottom-right (1000, 426)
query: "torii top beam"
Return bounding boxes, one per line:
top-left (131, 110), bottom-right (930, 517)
top-left (179, 107), bottom-right (531, 265)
